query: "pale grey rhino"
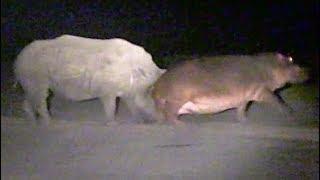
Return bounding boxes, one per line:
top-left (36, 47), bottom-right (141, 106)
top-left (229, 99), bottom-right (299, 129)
top-left (14, 34), bottom-right (165, 125)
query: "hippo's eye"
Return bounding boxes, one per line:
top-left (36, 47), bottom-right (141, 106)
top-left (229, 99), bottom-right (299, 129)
top-left (288, 57), bottom-right (293, 63)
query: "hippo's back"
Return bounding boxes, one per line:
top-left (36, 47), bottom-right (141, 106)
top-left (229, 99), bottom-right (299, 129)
top-left (152, 55), bottom-right (271, 101)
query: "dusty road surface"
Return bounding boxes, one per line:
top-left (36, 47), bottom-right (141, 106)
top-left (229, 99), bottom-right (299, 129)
top-left (1, 84), bottom-right (319, 179)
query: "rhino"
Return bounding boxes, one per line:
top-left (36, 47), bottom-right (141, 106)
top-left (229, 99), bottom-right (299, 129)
top-left (14, 34), bottom-right (165, 125)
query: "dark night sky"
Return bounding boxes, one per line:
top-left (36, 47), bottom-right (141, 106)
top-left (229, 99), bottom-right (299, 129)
top-left (1, 0), bottom-right (319, 78)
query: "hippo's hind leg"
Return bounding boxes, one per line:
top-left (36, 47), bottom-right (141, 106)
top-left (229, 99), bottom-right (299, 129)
top-left (100, 95), bottom-right (117, 124)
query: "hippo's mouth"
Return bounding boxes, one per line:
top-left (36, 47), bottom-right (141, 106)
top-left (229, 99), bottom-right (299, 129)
top-left (291, 68), bottom-right (309, 83)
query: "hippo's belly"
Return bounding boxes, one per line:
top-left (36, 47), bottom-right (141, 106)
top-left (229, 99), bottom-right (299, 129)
top-left (177, 96), bottom-right (241, 115)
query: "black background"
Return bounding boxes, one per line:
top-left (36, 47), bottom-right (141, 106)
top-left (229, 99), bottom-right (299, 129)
top-left (1, 0), bottom-right (319, 82)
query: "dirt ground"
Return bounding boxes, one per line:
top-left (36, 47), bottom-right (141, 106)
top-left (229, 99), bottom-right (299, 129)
top-left (1, 84), bottom-right (319, 179)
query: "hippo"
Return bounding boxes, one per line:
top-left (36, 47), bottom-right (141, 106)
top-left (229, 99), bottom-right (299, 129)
top-left (151, 52), bottom-right (308, 125)
top-left (14, 34), bottom-right (165, 125)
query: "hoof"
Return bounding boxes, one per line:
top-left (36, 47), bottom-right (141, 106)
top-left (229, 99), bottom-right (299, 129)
top-left (106, 121), bottom-right (120, 127)
top-left (169, 119), bottom-right (186, 127)
top-left (36, 116), bottom-right (50, 127)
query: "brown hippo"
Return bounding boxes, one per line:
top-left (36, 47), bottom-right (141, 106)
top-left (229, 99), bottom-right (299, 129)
top-left (151, 52), bottom-right (308, 125)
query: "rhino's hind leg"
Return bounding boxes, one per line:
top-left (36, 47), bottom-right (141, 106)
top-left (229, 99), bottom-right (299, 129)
top-left (24, 85), bottom-right (50, 125)
top-left (23, 98), bottom-right (36, 121)
top-left (101, 95), bottom-right (117, 124)
top-left (35, 88), bottom-right (51, 125)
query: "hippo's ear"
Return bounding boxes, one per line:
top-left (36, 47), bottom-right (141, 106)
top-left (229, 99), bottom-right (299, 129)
top-left (276, 53), bottom-right (293, 64)
top-left (276, 53), bottom-right (286, 60)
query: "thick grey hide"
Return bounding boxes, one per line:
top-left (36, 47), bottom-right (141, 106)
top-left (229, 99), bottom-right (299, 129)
top-left (14, 34), bottom-right (165, 125)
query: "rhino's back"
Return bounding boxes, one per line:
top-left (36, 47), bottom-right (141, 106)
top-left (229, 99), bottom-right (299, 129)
top-left (15, 35), bottom-right (164, 98)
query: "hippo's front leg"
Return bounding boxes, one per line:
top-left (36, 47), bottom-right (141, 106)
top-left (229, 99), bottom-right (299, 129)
top-left (255, 88), bottom-right (294, 120)
top-left (163, 101), bottom-right (186, 125)
top-left (236, 102), bottom-right (249, 122)
top-left (100, 95), bottom-right (117, 124)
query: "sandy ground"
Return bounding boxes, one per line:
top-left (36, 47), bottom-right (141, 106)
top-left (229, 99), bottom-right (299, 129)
top-left (1, 86), bottom-right (319, 179)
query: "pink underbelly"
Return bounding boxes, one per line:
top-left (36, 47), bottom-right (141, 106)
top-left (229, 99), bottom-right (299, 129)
top-left (177, 97), bottom-right (241, 115)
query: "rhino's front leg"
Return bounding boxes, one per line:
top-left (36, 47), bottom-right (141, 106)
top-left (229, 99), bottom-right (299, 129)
top-left (100, 95), bottom-right (117, 124)
top-left (122, 96), bottom-right (143, 122)
top-left (125, 93), bottom-right (161, 123)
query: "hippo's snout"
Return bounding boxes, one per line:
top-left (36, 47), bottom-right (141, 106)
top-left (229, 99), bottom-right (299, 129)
top-left (290, 66), bottom-right (309, 83)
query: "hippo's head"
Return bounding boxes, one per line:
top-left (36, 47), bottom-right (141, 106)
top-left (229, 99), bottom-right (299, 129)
top-left (270, 53), bottom-right (309, 89)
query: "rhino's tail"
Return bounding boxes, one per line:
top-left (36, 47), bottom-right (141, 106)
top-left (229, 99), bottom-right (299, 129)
top-left (12, 72), bottom-right (21, 90)
top-left (13, 80), bottom-right (19, 89)
top-left (12, 59), bottom-right (20, 89)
